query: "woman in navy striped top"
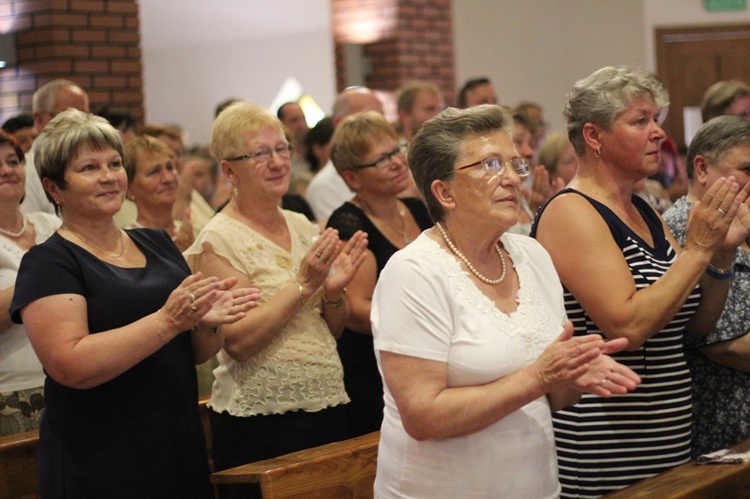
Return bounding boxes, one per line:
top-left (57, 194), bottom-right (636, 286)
top-left (532, 66), bottom-right (750, 497)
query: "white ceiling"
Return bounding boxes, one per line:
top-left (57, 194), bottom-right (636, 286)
top-left (138, 0), bottom-right (332, 51)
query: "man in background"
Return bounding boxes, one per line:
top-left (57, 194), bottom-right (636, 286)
top-left (278, 101), bottom-right (312, 176)
top-left (23, 79), bottom-right (89, 215)
top-left (457, 77), bottom-right (498, 108)
top-left (395, 80), bottom-right (443, 144)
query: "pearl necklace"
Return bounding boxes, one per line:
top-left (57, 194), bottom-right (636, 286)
top-left (0, 214), bottom-right (27, 238)
top-left (435, 222), bottom-right (506, 285)
top-left (61, 225), bottom-right (125, 259)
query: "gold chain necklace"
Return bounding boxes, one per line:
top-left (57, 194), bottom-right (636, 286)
top-left (435, 222), bottom-right (506, 285)
top-left (61, 225), bottom-right (125, 259)
top-left (356, 198), bottom-right (411, 244)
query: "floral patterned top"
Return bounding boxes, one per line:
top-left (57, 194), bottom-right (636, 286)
top-left (184, 210), bottom-right (349, 416)
top-left (664, 196), bottom-right (750, 458)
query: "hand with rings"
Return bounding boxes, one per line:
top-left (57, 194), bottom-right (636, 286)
top-left (684, 177), bottom-right (749, 256)
top-left (297, 228), bottom-right (344, 299)
top-left (161, 272), bottom-right (261, 332)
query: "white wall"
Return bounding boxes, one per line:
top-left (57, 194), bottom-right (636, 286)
top-left (140, 0), bottom-right (750, 147)
top-left (453, 0), bottom-right (646, 136)
top-left (142, 30), bottom-right (335, 147)
top-left (139, 0), bottom-right (335, 147)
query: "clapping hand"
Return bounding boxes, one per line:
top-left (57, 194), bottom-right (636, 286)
top-left (685, 177), bottom-right (743, 255)
top-left (324, 230), bottom-right (368, 296)
top-left (572, 334), bottom-right (641, 397)
top-left (173, 207), bottom-right (195, 252)
top-left (532, 322), bottom-right (641, 397)
top-left (161, 272), bottom-right (260, 331)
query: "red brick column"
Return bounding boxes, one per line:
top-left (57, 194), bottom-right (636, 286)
top-left (0, 0), bottom-right (143, 125)
top-left (331, 0), bottom-right (455, 105)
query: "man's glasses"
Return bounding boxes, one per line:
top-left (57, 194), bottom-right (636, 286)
top-left (456, 156), bottom-right (530, 178)
top-left (225, 143), bottom-right (293, 164)
top-left (355, 144), bottom-right (407, 170)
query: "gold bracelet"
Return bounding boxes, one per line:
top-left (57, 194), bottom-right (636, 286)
top-left (155, 308), bottom-right (170, 344)
top-left (323, 288), bottom-right (347, 307)
top-left (296, 281), bottom-right (306, 306)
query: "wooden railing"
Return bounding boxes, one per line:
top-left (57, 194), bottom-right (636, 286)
top-left (211, 431), bottom-right (379, 499)
top-left (604, 439), bottom-right (750, 498)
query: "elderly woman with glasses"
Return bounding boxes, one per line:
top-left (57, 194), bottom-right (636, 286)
top-left (532, 66), bottom-right (750, 497)
top-left (325, 111), bottom-right (432, 439)
top-left (372, 105), bottom-right (640, 498)
top-left (184, 101), bottom-right (368, 499)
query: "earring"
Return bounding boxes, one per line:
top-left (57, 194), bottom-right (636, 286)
top-left (594, 147), bottom-right (601, 159)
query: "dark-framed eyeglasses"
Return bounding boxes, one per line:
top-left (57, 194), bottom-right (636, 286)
top-left (355, 144), bottom-right (407, 170)
top-left (225, 143), bottom-right (293, 164)
top-left (456, 156), bottom-right (530, 178)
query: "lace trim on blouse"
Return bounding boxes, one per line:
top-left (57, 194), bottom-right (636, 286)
top-left (421, 234), bottom-right (553, 366)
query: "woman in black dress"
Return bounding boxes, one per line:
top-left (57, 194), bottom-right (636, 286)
top-left (10, 109), bottom-right (259, 498)
top-left (327, 111), bottom-right (432, 437)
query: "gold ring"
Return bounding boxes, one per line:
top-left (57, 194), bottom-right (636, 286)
top-left (190, 306), bottom-right (198, 314)
top-left (316, 252), bottom-right (323, 257)
top-left (189, 292), bottom-right (196, 302)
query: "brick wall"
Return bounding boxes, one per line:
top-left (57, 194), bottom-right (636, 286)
top-left (331, 0), bottom-right (455, 106)
top-left (0, 0), bottom-right (143, 126)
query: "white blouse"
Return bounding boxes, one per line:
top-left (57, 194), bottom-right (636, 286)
top-left (0, 212), bottom-right (61, 392)
top-left (372, 232), bottom-right (566, 498)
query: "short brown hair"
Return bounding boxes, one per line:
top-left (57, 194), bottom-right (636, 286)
top-left (330, 111), bottom-right (398, 175)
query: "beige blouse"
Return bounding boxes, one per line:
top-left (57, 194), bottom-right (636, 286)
top-left (184, 210), bottom-right (349, 416)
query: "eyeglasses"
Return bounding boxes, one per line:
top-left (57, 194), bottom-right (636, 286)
top-left (225, 143), bottom-right (293, 164)
top-left (355, 144), bottom-right (407, 170)
top-left (456, 156), bottom-right (530, 178)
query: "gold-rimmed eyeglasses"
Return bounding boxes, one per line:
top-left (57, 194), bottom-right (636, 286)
top-left (456, 156), bottom-right (530, 178)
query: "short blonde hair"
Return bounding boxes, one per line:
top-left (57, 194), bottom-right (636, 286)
top-left (210, 101), bottom-right (285, 161)
top-left (330, 111), bottom-right (398, 174)
top-left (35, 109), bottom-right (123, 210)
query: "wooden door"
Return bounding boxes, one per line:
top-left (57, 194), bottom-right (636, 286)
top-left (656, 25), bottom-right (750, 150)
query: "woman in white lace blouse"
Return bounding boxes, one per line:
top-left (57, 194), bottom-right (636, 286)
top-left (184, 101), bottom-right (367, 499)
top-left (371, 105), bottom-right (640, 498)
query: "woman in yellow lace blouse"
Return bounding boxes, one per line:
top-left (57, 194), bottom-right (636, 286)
top-left (183, 101), bottom-right (367, 499)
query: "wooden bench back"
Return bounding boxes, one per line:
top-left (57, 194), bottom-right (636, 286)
top-left (0, 429), bottom-right (39, 499)
top-left (0, 395), bottom-right (213, 499)
top-left (211, 431), bottom-right (379, 499)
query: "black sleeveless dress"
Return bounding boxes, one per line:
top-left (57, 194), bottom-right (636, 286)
top-left (327, 198), bottom-right (432, 438)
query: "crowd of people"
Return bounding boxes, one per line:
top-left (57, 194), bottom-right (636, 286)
top-left (1, 68), bottom-right (750, 497)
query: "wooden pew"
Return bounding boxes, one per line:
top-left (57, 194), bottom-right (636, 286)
top-left (211, 431), bottom-right (380, 499)
top-left (0, 396), bottom-right (213, 499)
top-left (604, 439), bottom-right (750, 498)
top-left (0, 429), bottom-right (39, 499)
